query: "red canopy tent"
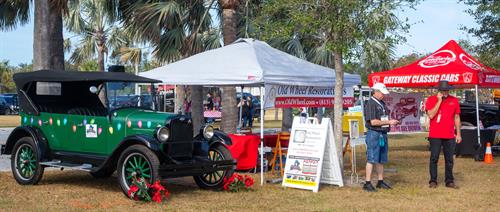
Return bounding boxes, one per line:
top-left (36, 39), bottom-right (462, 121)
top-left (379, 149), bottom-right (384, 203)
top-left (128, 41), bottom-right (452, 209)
top-left (368, 40), bottom-right (500, 88)
top-left (368, 40), bottom-right (500, 147)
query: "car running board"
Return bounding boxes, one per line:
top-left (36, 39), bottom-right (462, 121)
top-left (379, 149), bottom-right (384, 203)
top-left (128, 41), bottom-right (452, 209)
top-left (40, 160), bottom-right (93, 172)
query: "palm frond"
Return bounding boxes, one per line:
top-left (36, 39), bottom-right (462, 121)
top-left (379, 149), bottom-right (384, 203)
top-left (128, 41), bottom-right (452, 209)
top-left (285, 36), bottom-right (306, 59)
top-left (0, 0), bottom-right (31, 31)
top-left (63, 38), bottom-right (72, 54)
top-left (202, 29), bottom-right (222, 51)
top-left (69, 35), bottom-right (96, 64)
top-left (65, 0), bottom-right (86, 33)
top-left (154, 27), bottom-right (185, 62)
top-left (114, 47), bottom-right (142, 65)
top-left (308, 42), bottom-right (334, 68)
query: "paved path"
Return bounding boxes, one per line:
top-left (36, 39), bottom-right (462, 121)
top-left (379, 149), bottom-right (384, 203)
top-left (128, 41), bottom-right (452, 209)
top-left (0, 128), bottom-right (13, 171)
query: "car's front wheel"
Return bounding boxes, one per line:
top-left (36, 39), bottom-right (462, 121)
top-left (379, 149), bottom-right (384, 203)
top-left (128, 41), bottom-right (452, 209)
top-left (11, 137), bottom-right (44, 185)
top-left (117, 145), bottom-right (160, 196)
top-left (194, 143), bottom-right (234, 190)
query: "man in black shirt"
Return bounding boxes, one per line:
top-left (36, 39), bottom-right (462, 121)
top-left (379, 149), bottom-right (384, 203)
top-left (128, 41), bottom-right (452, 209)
top-left (363, 83), bottom-right (400, 192)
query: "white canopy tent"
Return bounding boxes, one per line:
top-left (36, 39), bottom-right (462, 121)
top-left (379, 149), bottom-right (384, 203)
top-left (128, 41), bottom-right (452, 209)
top-left (140, 38), bottom-right (361, 185)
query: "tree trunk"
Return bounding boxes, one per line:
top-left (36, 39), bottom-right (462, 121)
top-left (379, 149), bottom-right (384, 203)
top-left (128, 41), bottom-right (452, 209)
top-left (97, 33), bottom-right (106, 72)
top-left (175, 85), bottom-right (185, 114)
top-left (333, 50), bottom-right (344, 169)
top-left (219, 0), bottom-right (239, 133)
top-left (281, 108), bottom-right (293, 132)
top-left (221, 87), bottom-right (238, 133)
top-left (190, 85), bottom-right (204, 134)
top-left (97, 47), bottom-right (105, 72)
top-left (33, 0), bottom-right (64, 71)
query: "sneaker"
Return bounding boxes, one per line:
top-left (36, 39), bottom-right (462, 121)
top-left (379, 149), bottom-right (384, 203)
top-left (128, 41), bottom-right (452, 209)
top-left (429, 181), bottom-right (437, 188)
top-left (363, 183), bottom-right (377, 192)
top-left (445, 182), bottom-right (459, 189)
top-left (376, 181), bottom-right (392, 189)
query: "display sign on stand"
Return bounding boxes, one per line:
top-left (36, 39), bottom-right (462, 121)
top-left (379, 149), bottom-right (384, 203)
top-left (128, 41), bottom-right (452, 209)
top-left (383, 92), bottom-right (423, 133)
top-left (282, 117), bottom-right (344, 192)
top-left (264, 84), bottom-right (354, 109)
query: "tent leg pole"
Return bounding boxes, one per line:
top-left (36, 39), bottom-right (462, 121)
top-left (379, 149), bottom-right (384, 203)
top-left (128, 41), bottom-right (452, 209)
top-left (238, 86), bottom-right (244, 133)
top-left (360, 89), bottom-right (366, 133)
top-left (475, 85), bottom-right (481, 146)
top-left (260, 86), bottom-right (264, 186)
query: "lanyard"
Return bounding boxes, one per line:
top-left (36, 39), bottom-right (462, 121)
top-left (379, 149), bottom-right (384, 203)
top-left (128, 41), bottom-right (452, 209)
top-left (371, 97), bottom-right (386, 115)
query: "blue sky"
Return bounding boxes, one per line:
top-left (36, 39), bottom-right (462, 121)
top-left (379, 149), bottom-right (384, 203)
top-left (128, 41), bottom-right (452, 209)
top-left (0, 0), bottom-right (478, 66)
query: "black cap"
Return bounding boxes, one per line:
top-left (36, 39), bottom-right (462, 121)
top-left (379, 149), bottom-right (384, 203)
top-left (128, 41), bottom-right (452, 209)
top-left (436, 80), bottom-right (453, 91)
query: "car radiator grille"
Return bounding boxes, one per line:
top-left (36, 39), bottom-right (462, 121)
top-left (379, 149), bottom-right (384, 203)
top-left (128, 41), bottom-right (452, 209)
top-left (166, 118), bottom-right (194, 159)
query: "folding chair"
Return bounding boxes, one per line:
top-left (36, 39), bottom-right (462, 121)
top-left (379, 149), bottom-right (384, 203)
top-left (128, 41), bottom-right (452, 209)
top-left (270, 132), bottom-right (290, 176)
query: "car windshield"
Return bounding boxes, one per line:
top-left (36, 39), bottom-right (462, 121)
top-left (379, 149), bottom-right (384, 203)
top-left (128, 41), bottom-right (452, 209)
top-left (106, 82), bottom-right (154, 110)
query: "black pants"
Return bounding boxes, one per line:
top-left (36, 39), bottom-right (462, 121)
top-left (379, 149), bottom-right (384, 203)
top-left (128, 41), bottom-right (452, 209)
top-left (429, 138), bottom-right (455, 184)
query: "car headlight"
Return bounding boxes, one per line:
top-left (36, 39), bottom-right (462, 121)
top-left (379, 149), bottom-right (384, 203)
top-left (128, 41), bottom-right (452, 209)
top-left (203, 125), bottom-right (214, 140)
top-left (155, 127), bottom-right (170, 142)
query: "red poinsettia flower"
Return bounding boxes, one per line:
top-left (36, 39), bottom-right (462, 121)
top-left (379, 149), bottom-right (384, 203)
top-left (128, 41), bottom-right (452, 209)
top-left (151, 180), bottom-right (166, 192)
top-left (152, 192), bottom-right (162, 203)
top-left (223, 176), bottom-right (235, 191)
top-left (244, 176), bottom-right (254, 188)
top-left (236, 174), bottom-right (244, 182)
top-left (128, 184), bottom-right (139, 198)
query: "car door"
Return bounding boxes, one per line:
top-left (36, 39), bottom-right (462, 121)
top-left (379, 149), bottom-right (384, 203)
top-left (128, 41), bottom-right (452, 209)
top-left (79, 114), bottom-right (108, 155)
top-left (64, 112), bottom-right (85, 152)
top-left (66, 110), bottom-right (108, 155)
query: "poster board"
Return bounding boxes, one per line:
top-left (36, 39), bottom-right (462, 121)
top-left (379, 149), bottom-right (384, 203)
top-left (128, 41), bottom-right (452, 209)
top-left (282, 117), bottom-right (344, 192)
top-left (383, 92), bottom-right (424, 133)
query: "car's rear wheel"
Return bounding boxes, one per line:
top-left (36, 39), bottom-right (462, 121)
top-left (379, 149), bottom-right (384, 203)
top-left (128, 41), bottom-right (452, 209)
top-left (11, 137), bottom-right (44, 185)
top-left (194, 143), bottom-right (234, 190)
top-left (117, 145), bottom-right (160, 196)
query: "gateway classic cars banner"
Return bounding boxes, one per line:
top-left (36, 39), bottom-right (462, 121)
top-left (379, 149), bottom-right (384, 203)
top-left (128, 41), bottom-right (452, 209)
top-left (264, 84), bottom-right (354, 109)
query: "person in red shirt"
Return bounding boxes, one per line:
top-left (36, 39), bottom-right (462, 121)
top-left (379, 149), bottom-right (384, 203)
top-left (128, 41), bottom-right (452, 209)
top-left (425, 80), bottom-right (462, 189)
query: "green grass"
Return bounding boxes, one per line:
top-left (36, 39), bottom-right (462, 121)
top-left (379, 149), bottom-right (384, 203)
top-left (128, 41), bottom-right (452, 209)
top-left (0, 134), bottom-right (499, 211)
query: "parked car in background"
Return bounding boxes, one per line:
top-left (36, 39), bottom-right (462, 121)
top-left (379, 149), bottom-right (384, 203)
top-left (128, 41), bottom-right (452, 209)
top-left (0, 96), bottom-right (10, 115)
top-left (460, 103), bottom-right (500, 128)
top-left (0, 93), bottom-right (19, 114)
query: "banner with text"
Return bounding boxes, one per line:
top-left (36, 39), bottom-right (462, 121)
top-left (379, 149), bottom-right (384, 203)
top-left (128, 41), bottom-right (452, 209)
top-left (264, 84), bottom-right (354, 109)
top-left (383, 92), bottom-right (423, 133)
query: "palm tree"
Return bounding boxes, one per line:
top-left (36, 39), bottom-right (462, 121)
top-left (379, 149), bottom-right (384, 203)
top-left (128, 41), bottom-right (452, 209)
top-left (109, 0), bottom-right (222, 133)
top-left (113, 47), bottom-right (143, 75)
top-left (0, 0), bottom-right (66, 70)
top-left (65, 0), bottom-right (126, 71)
top-left (219, 0), bottom-right (240, 134)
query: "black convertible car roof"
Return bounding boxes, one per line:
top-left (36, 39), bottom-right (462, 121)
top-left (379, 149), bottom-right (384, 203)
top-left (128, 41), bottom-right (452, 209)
top-left (13, 70), bottom-right (161, 88)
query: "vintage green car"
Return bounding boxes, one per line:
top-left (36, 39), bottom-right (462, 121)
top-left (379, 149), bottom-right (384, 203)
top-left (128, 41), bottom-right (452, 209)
top-left (0, 69), bottom-right (235, 195)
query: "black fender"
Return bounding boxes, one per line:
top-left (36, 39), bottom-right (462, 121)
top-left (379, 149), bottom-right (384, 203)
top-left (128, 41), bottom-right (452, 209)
top-left (2, 126), bottom-right (50, 161)
top-left (192, 129), bottom-right (232, 157)
top-left (91, 134), bottom-right (163, 173)
top-left (194, 130), bottom-right (232, 147)
top-left (212, 130), bottom-right (232, 146)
